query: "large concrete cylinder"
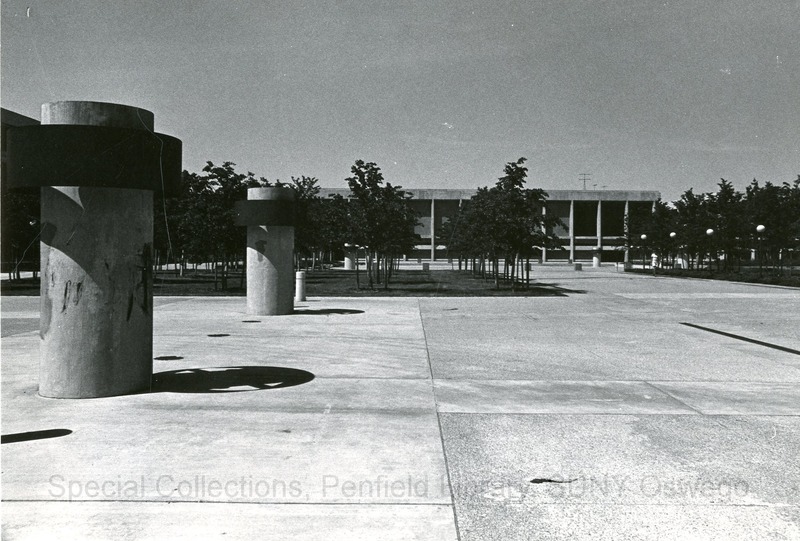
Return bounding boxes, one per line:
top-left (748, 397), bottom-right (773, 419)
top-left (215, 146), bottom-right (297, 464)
top-left (246, 187), bottom-right (295, 315)
top-left (39, 102), bottom-right (156, 398)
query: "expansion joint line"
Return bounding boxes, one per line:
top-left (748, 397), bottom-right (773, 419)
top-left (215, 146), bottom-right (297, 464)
top-left (418, 299), bottom-right (463, 541)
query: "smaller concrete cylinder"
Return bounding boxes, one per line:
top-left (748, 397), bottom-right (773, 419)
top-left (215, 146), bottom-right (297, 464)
top-left (592, 249), bottom-right (601, 268)
top-left (295, 271), bottom-right (306, 302)
top-left (246, 187), bottom-right (295, 315)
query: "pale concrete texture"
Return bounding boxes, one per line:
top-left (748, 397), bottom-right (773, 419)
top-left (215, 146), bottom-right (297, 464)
top-left (36, 101), bottom-right (160, 398)
top-left (2, 502), bottom-right (457, 541)
top-left (2, 266), bottom-right (799, 539)
top-left (440, 414), bottom-right (800, 540)
top-left (245, 187), bottom-right (295, 316)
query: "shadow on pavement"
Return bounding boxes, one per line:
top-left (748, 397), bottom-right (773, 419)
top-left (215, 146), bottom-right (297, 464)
top-left (533, 282), bottom-right (588, 295)
top-left (292, 308), bottom-right (365, 315)
top-left (151, 366), bottom-right (315, 393)
top-left (2, 429), bottom-right (73, 444)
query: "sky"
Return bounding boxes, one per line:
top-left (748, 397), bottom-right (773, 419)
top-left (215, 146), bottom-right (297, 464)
top-left (2, 0), bottom-right (798, 202)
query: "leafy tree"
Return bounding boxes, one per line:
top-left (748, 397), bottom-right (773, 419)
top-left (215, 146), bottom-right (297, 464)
top-left (345, 160), bottom-right (419, 289)
top-left (706, 179), bottom-right (746, 270)
top-left (168, 162), bottom-right (269, 289)
top-left (745, 177), bottom-right (800, 272)
top-left (290, 175), bottom-right (322, 270)
top-left (440, 158), bottom-right (562, 289)
top-left (314, 193), bottom-right (351, 264)
top-left (153, 174), bottom-right (186, 275)
top-left (0, 186), bottom-right (40, 280)
top-left (624, 200), bottom-right (677, 268)
top-left (673, 188), bottom-right (715, 269)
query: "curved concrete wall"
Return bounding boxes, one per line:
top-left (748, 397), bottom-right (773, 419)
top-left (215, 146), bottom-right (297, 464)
top-left (39, 102), bottom-right (155, 398)
top-left (246, 187), bottom-right (295, 315)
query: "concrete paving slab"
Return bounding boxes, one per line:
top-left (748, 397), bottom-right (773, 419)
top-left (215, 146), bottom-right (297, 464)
top-left (2, 501), bottom-right (458, 541)
top-left (1, 296), bottom-right (40, 315)
top-left (440, 413), bottom-right (800, 538)
top-left (420, 297), bottom-right (800, 382)
top-left (2, 405), bottom-right (449, 504)
top-left (152, 334), bottom-right (431, 380)
top-left (150, 297), bottom-right (431, 379)
top-left (434, 380), bottom-right (696, 414)
top-left (2, 356), bottom-right (448, 505)
top-left (1, 317), bottom-right (38, 337)
top-left (651, 381), bottom-right (800, 415)
top-left (454, 504), bottom-right (800, 541)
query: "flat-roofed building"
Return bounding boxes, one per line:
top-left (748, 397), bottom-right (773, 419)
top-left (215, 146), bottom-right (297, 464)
top-left (1, 108), bottom-right (40, 182)
top-left (319, 188), bottom-right (660, 263)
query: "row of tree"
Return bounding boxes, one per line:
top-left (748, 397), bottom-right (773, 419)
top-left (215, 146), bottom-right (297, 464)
top-left (439, 158), bottom-right (564, 289)
top-left (0, 158), bottom-right (421, 289)
top-left (628, 178), bottom-right (800, 272)
top-left (286, 160), bottom-right (420, 289)
top-left (152, 159), bottom-right (420, 289)
top-left (5, 158), bottom-right (796, 284)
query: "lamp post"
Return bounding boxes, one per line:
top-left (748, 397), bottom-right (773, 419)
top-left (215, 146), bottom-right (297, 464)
top-left (756, 225), bottom-right (765, 276)
top-left (706, 228), bottom-right (715, 271)
top-left (669, 232), bottom-right (677, 268)
top-left (640, 234), bottom-right (647, 270)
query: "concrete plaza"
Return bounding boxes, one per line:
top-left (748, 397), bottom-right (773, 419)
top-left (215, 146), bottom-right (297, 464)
top-left (2, 266), bottom-right (799, 540)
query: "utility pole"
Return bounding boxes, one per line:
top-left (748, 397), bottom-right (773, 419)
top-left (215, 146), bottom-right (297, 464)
top-left (579, 173), bottom-right (591, 190)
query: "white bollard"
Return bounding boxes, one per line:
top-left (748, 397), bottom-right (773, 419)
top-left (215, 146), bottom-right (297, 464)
top-left (295, 271), bottom-right (306, 302)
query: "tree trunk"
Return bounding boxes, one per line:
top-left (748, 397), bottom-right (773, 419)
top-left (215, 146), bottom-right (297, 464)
top-left (221, 253), bottom-right (228, 290)
top-left (367, 252), bottom-right (374, 289)
top-left (526, 257), bottom-right (530, 289)
top-left (510, 254), bottom-right (516, 291)
top-left (213, 257), bottom-right (219, 291)
top-left (355, 253), bottom-right (361, 289)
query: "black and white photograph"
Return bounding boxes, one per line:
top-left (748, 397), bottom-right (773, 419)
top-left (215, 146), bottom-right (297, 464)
top-left (1, 1), bottom-right (799, 539)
